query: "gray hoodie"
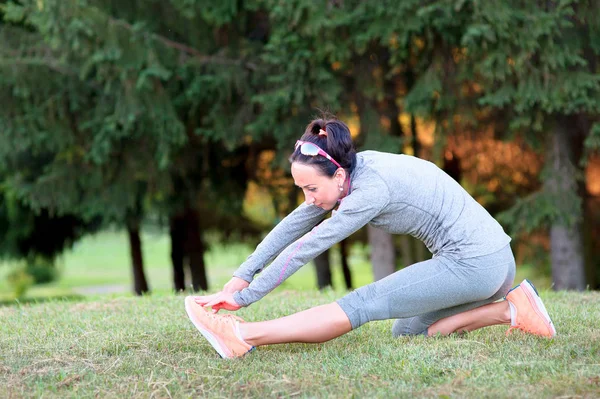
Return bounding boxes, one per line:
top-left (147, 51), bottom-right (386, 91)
top-left (233, 151), bottom-right (511, 307)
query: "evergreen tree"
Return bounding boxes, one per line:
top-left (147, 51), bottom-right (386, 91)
top-left (459, 0), bottom-right (600, 289)
top-left (0, 0), bottom-right (265, 293)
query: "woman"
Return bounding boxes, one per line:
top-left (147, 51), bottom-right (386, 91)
top-left (185, 117), bottom-right (556, 359)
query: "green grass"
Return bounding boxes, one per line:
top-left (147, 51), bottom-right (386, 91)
top-left (1, 289), bottom-right (599, 398)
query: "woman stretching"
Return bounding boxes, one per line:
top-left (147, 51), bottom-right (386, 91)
top-left (185, 117), bottom-right (556, 359)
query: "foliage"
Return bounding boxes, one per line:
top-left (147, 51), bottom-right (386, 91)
top-left (0, 0), bottom-right (271, 266)
top-left (24, 256), bottom-right (59, 284)
top-left (5, 267), bottom-right (34, 299)
top-left (459, 0), bottom-right (600, 232)
top-left (497, 187), bottom-right (582, 235)
top-left (0, 0), bottom-right (185, 219)
top-left (1, 0), bottom-right (599, 286)
top-left (0, 182), bottom-right (101, 263)
top-left (584, 122), bottom-right (600, 163)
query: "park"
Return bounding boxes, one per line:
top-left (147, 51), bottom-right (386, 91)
top-left (1, 1), bottom-right (600, 397)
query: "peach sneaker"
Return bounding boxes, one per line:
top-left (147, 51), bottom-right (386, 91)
top-left (505, 279), bottom-right (556, 338)
top-left (184, 296), bottom-right (254, 359)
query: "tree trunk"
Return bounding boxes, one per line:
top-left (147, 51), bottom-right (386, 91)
top-left (399, 236), bottom-right (413, 268)
top-left (314, 249), bottom-right (332, 289)
top-left (127, 223), bottom-right (149, 295)
top-left (398, 236), bottom-right (429, 268)
top-left (345, 48), bottom-right (399, 283)
top-left (382, 71), bottom-right (403, 140)
top-left (404, 66), bottom-right (421, 157)
top-left (547, 118), bottom-right (586, 290)
top-left (583, 196), bottom-right (597, 289)
top-left (410, 114), bottom-right (420, 157)
top-left (414, 239), bottom-right (428, 263)
top-left (169, 213), bottom-right (186, 292)
top-left (340, 239), bottom-right (352, 290)
top-left (550, 228), bottom-right (585, 290)
top-left (368, 225), bottom-right (396, 281)
top-left (185, 207), bottom-right (208, 291)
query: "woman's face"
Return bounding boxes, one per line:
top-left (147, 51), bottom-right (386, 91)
top-left (291, 162), bottom-right (345, 210)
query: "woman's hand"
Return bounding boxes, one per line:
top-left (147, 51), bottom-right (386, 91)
top-left (193, 291), bottom-right (241, 313)
top-left (222, 276), bottom-right (250, 294)
top-left (193, 277), bottom-right (249, 313)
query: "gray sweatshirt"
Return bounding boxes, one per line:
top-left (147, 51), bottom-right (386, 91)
top-left (233, 151), bottom-right (511, 307)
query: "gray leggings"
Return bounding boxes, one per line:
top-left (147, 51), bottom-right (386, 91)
top-left (336, 245), bottom-right (516, 336)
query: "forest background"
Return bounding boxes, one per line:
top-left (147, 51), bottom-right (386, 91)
top-left (1, 0), bottom-right (599, 301)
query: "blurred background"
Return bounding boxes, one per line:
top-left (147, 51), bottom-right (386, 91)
top-left (0, 0), bottom-right (598, 302)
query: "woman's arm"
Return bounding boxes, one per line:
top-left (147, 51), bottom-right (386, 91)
top-left (233, 202), bottom-right (328, 282)
top-left (234, 175), bottom-right (391, 307)
top-left (194, 203), bottom-right (328, 313)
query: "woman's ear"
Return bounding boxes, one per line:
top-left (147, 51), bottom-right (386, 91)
top-left (335, 169), bottom-right (346, 184)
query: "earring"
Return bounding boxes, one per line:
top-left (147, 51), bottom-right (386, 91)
top-left (339, 185), bottom-right (343, 192)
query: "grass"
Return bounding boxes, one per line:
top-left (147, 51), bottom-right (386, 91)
top-left (2, 289), bottom-right (599, 398)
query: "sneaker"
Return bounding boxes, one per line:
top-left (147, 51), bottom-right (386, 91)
top-left (184, 296), bottom-right (254, 359)
top-left (505, 279), bottom-right (556, 338)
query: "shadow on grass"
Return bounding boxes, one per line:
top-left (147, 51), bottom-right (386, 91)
top-left (0, 294), bottom-right (85, 307)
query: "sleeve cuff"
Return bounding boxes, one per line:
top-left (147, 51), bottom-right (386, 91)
top-left (233, 270), bottom-right (254, 284)
top-left (233, 291), bottom-right (249, 307)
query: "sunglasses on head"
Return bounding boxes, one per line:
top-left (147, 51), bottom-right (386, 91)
top-left (295, 140), bottom-right (342, 169)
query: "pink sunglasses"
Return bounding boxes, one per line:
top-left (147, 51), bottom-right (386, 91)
top-left (295, 140), bottom-right (342, 169)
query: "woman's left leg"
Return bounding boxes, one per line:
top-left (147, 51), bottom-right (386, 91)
top-left (427, 301), bottom-right (510, 335)
top-left (392, 297), bottom-right (513, 337)
top-left (334, 244), bottom-right (516, 340)
top-left (392, 258), bottom-right (515, 337)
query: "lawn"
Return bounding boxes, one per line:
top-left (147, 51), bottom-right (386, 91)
top-left (1, 289), bottom-right (599, 398)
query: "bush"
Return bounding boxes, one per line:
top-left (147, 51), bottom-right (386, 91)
top-left (6, 268), bottom-right (34, 299)
top-left (25, 257), bottom-right (59, 284)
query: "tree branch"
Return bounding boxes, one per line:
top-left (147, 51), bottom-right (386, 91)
top-left (109, 19), bottom-right (258, 70)
top-left (0, 57), bottom-right (78, 77)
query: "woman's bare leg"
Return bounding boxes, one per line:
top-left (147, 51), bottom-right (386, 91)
top-left (239, 302), bottom-right (352, 346)
top-left (238, 299), bottom-right (510, 346)
top-left (427, 300), bottom-right (511, 336)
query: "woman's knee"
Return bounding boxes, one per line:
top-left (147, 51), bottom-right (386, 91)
top-left (391, 317), bottom-right (429, 337)
top-left (490, 261), bottom-right (516, 301)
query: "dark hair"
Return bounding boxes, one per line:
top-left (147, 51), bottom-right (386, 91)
top-left (289, 117), bottom-right (357, 177)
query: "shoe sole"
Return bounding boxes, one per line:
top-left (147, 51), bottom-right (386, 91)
top-left (184, 297), bottom-right (232, 359)
top-left (522, 280), bottom-right (557, 337)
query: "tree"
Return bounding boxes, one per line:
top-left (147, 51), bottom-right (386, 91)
top-left (460, 0), bottom-right (600, 290)
top-left (0, 182), bottom-right (101, 275)
top-left (3, 0), bottom-right (597, 294)
top-left (1, 0), bottom-right (268, 294)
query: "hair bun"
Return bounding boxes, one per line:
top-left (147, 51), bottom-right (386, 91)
top-left (290, 117), bottom-right (356, 177)
top-left (311, 122), bottom-right (325, 135)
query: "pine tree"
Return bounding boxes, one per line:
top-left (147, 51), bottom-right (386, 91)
top-left (460, 0), bottom-right (600, 289)
top-left (0, 0), bottom-right (267, 293)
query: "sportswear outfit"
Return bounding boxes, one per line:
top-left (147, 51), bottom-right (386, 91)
top-left (233, 151), bottom-right (515, 335)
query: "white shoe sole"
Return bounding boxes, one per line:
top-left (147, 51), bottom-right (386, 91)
top-left (184, 297), bottom-right (231, 359)
top-left (522, 280), bottom-right (557, 337)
